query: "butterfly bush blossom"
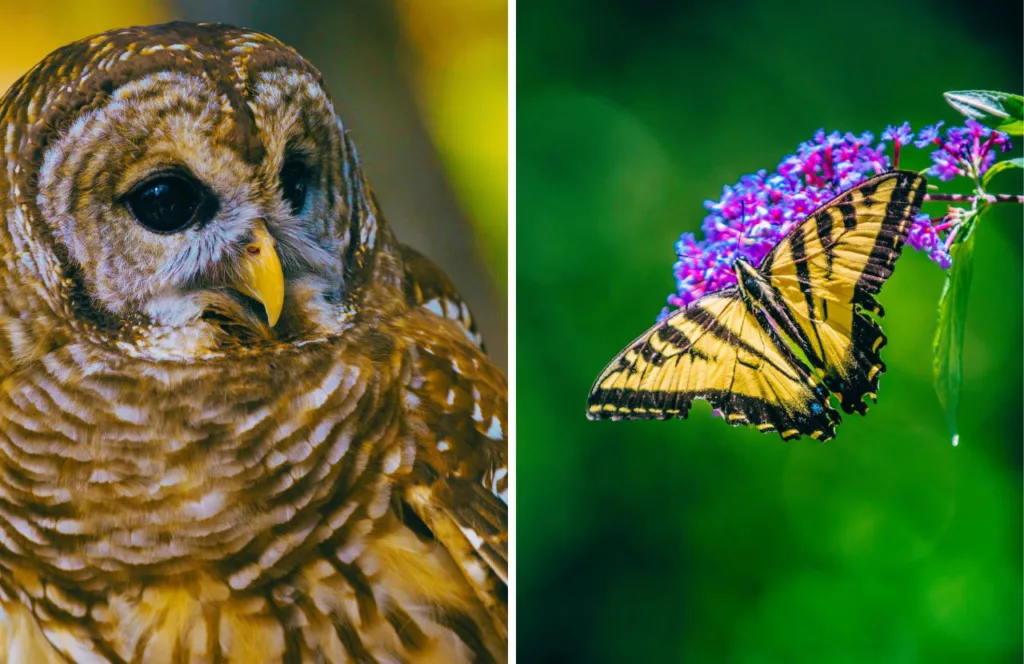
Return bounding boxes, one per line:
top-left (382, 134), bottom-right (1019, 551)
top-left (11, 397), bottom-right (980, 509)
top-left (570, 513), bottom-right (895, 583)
top-left (660, 120), bottom-right (1012, 321)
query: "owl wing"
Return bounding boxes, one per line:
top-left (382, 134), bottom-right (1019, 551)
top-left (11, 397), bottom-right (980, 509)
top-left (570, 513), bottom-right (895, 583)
top-left (402, 243), bottom-right (484, 348)
top-left (396, 251), bottom-right (507, 637)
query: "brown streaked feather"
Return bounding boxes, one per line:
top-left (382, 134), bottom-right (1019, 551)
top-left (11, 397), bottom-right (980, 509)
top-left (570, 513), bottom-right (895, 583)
top-left (399, 308), bottom-right (508, 502)
top-left (395, 305), bottom-right (508, 640)
top-left (0, 20), bottom-right (507, 664)
top-left (402, 244), bottom-right (484, 349)
top-left (448, 482), bottom-right (509, 585)
top-left (402, 479), bottom-right (508, 642)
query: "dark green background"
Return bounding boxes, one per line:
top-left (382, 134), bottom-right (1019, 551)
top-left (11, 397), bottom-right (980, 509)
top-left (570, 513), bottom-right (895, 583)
top-left (518, 0), bottom-right (1022, 661)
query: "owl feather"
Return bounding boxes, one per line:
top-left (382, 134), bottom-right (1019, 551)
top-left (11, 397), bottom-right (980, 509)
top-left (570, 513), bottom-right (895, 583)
top-left (0, 21), bottom-right (506, 663)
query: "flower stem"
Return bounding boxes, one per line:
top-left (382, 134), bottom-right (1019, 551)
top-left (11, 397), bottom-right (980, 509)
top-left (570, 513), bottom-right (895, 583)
top-left (925, 193), bottom-right (1024, 204)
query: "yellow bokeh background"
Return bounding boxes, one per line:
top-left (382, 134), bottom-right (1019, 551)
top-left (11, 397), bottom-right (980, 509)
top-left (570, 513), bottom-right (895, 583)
top-left (396, 0), bottom-right (508, 282)
top-left (0, 1), bottom-right (167, 93)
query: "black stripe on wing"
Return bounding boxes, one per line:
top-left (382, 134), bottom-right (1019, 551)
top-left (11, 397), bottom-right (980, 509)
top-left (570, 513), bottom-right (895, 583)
top-left (758, 171), bottom-right (927, 415)
top-left (825, 174), bottom-right (925, 413)
top-left (587, 291), bottom-right (839, 441)
top-left (854, 170), bottom-right (927, 297)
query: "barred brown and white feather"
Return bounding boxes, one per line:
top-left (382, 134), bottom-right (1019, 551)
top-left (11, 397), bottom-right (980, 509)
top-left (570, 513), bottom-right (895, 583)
top-left (0, 21), bottom-right (506, 663)
top-left (402, 244), bottom-right (485, 349)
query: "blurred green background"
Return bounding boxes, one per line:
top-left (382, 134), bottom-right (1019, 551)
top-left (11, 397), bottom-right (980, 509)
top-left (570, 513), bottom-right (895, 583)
top-left (518, 0), bottom-right (1021, 662)
top-left (0, 0), bottom-right (508, 369)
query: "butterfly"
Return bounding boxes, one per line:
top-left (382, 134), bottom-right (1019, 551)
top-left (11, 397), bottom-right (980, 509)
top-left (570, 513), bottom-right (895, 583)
top-left (587, 170), bottom-right (928, 441)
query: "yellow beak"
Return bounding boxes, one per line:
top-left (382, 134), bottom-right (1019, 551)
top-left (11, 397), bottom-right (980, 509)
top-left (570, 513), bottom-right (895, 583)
top-left (234, 223), bottom-right (284, 327)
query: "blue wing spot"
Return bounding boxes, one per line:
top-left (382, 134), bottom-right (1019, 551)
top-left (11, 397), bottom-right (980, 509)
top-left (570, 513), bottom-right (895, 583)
top-left (810, 402), bottom-right (823, 415)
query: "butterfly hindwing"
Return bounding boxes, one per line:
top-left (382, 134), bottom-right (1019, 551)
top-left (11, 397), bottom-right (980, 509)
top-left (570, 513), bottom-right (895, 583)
top-left (759, 171), bottom-right (927, 415)
top-left (587, 291), bottom-right (839, 440)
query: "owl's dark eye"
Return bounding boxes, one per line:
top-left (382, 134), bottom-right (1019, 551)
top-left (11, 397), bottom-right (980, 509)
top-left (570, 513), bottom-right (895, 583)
top-left (280, 160), bottom-right (309, 215)
top-left (125, 174), bottom-right (208, 234)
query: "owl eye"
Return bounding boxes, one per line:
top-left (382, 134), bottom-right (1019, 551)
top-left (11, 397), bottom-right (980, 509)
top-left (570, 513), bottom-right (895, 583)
top-left (280, 160), bottom-right (309, 215)
top-left (125, 174), bottom-right (207, 234)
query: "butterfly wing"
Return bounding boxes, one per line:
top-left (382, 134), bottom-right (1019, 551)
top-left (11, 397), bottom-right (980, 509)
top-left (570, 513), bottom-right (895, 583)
top-left (587, 290), bottom-right (839, 440)
top-left (758, 171), bottom-right (927, 415)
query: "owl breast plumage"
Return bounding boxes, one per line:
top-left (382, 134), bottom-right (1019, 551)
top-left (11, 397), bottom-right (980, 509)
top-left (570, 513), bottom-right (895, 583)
top-left (0, 22), bottom-right (506, 663)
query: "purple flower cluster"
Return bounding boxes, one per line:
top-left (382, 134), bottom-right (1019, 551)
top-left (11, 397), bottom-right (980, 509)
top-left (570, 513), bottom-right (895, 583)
top-left (660, 122), bottom-right (1012, 321)
top-left (915, 118), bottom-right (1012, 181)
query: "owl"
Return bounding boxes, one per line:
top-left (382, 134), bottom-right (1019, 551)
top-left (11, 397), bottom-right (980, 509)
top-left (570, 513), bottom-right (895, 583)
top-left (0, 21), bottom-right (506, 664)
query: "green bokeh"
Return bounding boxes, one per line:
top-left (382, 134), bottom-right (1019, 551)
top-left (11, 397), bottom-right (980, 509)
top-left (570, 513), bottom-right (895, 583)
top-left (517, 1), bottom-right (1022, 661)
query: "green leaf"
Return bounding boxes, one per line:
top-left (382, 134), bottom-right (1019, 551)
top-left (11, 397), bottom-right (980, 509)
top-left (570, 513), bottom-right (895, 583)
top-left (932, 220), bottom-right (978, 446)
top-left (982, 157), bottom-right (1024, 187)
top-left (944, 90), bottom-right (1024, 136)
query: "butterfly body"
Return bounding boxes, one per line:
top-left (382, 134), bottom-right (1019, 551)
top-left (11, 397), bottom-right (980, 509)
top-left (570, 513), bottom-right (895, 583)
top-left (732, 258), bottom-right (803, 344)
top-left (587, 171), bottom-right (928, 441)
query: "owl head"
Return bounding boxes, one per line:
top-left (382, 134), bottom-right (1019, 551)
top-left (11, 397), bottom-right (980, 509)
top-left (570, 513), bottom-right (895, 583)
top-left (0, 22), bottom-right (404, 358)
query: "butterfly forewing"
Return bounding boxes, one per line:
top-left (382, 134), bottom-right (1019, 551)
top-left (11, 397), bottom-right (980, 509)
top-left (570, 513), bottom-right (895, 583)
top-left (758, 171), bottom-right (927, 415)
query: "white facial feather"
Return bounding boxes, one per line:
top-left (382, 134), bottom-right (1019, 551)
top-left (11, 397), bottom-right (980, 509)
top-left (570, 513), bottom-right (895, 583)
top-left (35, 67), bottom-right (361, 340)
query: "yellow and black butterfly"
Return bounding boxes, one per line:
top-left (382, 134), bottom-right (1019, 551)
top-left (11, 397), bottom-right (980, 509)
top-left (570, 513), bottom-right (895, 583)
top-left (587, 170), bottom-right (928, 441)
